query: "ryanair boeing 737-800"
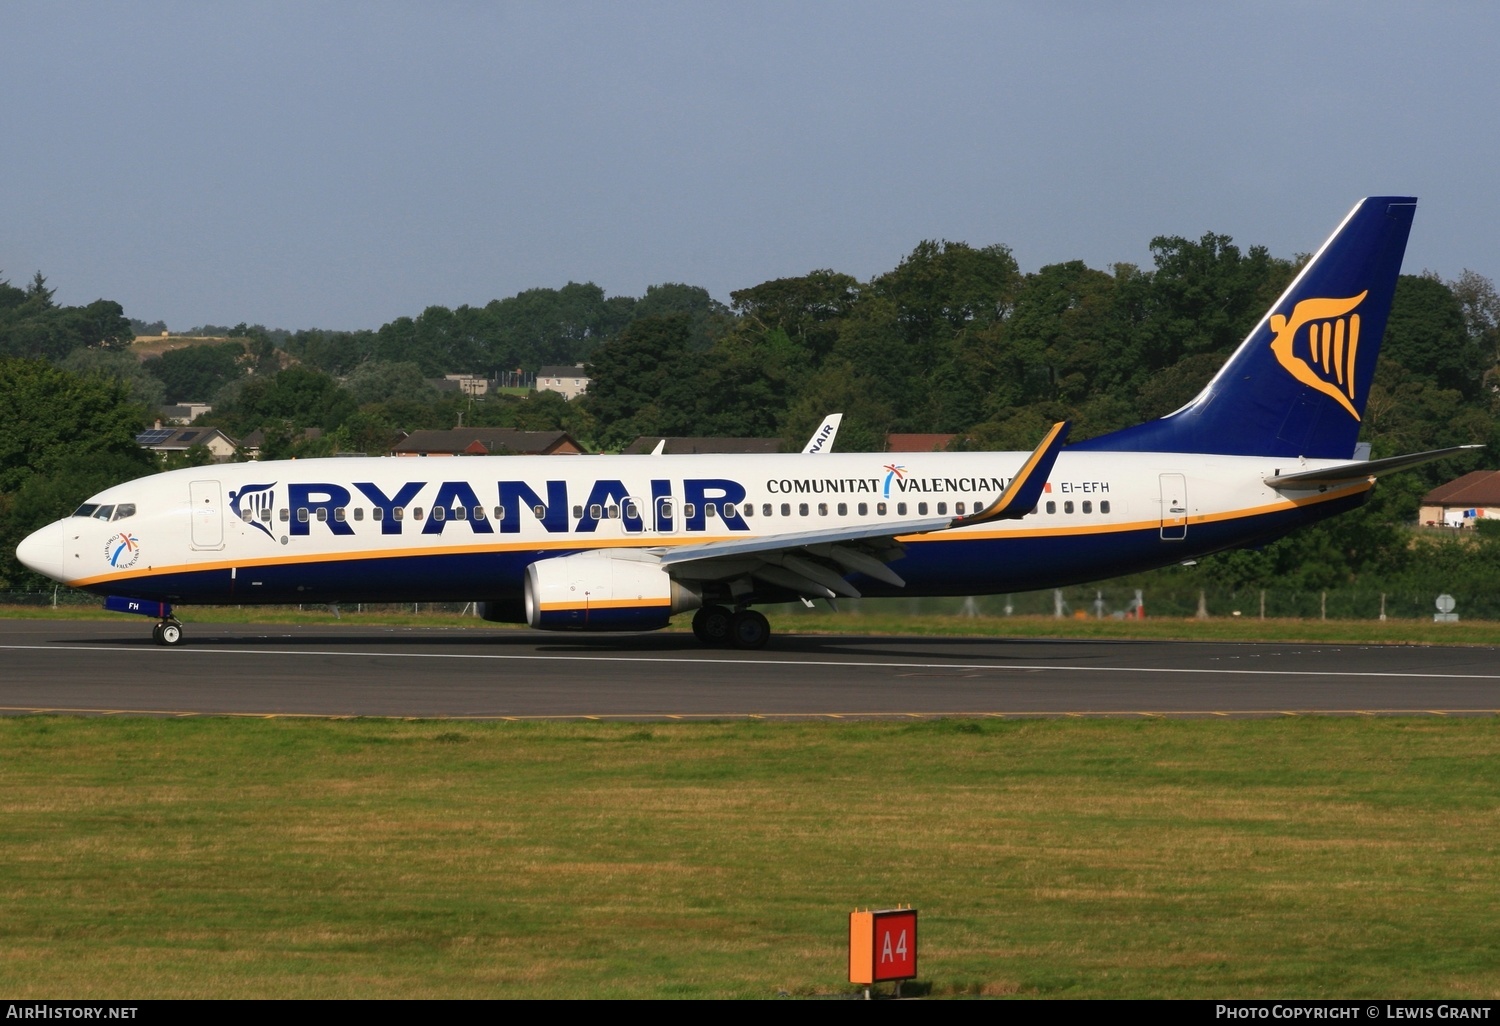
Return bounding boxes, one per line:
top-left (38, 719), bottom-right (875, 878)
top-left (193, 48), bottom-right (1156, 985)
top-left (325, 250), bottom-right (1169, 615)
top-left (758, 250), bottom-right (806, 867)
top-left (16, 197), bottom-right (1476, 648)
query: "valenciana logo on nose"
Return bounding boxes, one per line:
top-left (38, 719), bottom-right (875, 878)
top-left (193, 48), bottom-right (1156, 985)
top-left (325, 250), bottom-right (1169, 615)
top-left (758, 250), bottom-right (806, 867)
top-left (106, 532), bottom-right (140, 569)
top-left (1269, 291), bottom-right (1368, 420)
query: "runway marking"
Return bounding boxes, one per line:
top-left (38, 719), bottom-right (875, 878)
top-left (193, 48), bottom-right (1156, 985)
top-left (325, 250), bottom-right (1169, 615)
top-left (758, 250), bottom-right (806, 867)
top-left (6, 643), bottom-right (1500, 683)
top-left (0, 703), bottom-right (1496, 720)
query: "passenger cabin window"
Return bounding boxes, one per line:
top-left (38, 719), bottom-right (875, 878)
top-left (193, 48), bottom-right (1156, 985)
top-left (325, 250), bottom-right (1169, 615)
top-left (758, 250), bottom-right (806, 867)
top-left (1064, 501), bottom-right (1074, 514)
top-left (413, 508), bottom-right (424, 521)
top-left (837, 503), bottom-right (847, 516)
top-left (954, 502), bottom-right (965, 515)
top-left (799, 503), bottom-right (809, 516)
top-left (472, 506), bottom-right (484, 520)
top-left (858, 502), bottom-right (868, 516)
top-left (372, 507), bottom-right (384, 522)
top-left (742, 503), bottom-right (753, 518)
top-left (1101, 500), bottom-right (1111, 514)
top-left (394, 507), bottom-right (405, 521)
top-left (818, 503), bottom-right (827, 516)
top-left (706, 503), bottom-right (717, 518)
top-left (877, 502), bottom-right (887, 515)
top-left (532, 504), bottom-right (546, 519)
top-left (588, 504), bottom-right (601, 520)
top-left (1046, 501), bottom-right (1056, 514)
top-left (432, 506), bottom-right (445, 522)
top-left (1082, 501), bottom-right (1092, 514)
top-left (625, 501), bottom-right (640, 519)
top-left (682, 503), bottom-right (696, 519)
top-left (897, 502), bottom-right (907, 515)
top-left (335, 507), bottom-right (347, 522)
top-left (354, 508), bottom-right (364, 521)
top-left (917, 502), bottom-right (927, 515)
top-left (280, 508), bottom-right (290, 522)
top-left (781, 503), bottom-right (791, 517)
top-left (297, 508), bottom-right (309, 523)
top-left (493, 506), bottom-right (504, 521)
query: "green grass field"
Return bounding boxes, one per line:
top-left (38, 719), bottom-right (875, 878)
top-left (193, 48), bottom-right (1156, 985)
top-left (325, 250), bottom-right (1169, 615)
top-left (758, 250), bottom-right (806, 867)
top-left (11, 602), bottom-right (1500, 646)
top-left (2, 716), bottom-right (1498, 999)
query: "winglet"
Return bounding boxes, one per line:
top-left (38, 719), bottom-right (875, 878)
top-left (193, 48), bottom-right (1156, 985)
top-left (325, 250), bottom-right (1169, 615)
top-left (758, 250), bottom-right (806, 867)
top-left (802, 414), bottom-right (843, 454)
top-left (953, 421), bottom-right (1070, 525)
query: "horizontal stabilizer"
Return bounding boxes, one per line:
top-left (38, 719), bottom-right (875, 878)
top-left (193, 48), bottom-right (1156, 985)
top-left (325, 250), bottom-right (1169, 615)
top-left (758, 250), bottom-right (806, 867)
top-left (1264, 445), bottom-right (1483, 487)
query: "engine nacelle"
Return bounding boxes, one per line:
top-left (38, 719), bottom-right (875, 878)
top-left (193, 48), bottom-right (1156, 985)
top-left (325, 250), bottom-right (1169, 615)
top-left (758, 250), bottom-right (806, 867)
top-left (525, 551), bottom-right (701, 632)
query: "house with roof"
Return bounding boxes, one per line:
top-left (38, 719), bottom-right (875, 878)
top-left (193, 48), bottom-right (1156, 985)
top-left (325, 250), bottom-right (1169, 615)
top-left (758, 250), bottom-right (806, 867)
top-left (391, 429), bottom-right (584, 456)
top-left (886, 433), bottom-right (958, 452)
top-left (536, 365), bottom-right (591, 400)
top-left (1419, 471), bottom-right (1500, 527)
top-left (135, 424), bottom-right (239, 462)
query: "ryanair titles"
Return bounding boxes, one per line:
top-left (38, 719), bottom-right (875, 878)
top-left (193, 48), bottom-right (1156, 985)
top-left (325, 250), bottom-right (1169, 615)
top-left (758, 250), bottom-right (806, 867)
top-left (230, 472), bottom-right (1011, 542)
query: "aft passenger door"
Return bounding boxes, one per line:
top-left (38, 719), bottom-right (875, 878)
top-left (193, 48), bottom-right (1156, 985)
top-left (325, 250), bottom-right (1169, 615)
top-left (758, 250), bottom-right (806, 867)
top-left (1159, 474), bottom-right (1187, 541)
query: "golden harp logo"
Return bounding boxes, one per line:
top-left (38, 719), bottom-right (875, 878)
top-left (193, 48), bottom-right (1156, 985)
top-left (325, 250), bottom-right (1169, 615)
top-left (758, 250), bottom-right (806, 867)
top-left (1269, 290), bottom-right (1368, 420)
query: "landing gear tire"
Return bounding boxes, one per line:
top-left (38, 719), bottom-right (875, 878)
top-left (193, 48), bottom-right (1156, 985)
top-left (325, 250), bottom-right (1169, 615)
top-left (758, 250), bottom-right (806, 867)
top-left (692, 605), bottom-right (733, 646)
top-left (729, 609), bottom-right (770, 650)
top-left (155, 620), bottom-right (184, 647)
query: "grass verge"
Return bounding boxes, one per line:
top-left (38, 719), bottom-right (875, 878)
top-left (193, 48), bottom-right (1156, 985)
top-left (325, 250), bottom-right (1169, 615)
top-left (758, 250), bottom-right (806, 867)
top-left (8, 603), bottom-right (1500, 646)
top-left (1, 716), bottom-right (1497, 998)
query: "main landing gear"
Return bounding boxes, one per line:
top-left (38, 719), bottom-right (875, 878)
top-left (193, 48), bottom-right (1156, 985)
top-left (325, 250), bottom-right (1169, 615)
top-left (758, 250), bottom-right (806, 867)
top-left (691, 605), bottom-right (770, 650)
top-left (151, 618), bottom-right (185, 647)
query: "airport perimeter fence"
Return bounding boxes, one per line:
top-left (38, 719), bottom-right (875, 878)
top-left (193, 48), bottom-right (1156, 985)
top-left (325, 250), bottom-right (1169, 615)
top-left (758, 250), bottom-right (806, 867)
top-left (779, 586), bottom-right (1500, 622)
top-left (3, 587), bottom-right (1496, 622)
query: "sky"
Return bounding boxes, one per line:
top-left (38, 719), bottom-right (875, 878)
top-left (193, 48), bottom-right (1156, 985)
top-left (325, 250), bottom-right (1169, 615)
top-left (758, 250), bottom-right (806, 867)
top-left (3, 1), bottom-right (1496, 332)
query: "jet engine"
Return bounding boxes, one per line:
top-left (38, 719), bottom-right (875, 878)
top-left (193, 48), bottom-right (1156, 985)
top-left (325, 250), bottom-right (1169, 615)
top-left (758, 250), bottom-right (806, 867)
top-left (523, 551), bottom-right (702, 632)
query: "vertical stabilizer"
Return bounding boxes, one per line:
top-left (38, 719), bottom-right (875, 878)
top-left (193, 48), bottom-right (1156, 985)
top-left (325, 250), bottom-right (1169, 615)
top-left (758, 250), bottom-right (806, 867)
top-left (1074, 197), bottom-right (1416, 458)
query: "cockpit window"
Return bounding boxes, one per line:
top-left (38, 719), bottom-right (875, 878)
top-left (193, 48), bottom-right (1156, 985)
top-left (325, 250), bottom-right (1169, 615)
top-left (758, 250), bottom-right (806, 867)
top-left (73, 504), bottom-right (99, 518)
top-left (92, 505), bottom-right (115, 521)
top-left (112, 504), bottom-right (136, 521)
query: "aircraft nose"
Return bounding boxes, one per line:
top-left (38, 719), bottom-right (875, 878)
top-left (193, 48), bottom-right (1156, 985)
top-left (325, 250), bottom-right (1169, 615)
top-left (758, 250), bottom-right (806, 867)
top-left (16, 520), bottom-right (68, 583)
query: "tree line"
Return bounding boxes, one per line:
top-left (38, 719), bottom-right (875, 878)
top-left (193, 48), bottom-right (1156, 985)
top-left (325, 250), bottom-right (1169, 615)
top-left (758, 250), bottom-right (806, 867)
top-left (2, 226), bottom-right (1499, 596)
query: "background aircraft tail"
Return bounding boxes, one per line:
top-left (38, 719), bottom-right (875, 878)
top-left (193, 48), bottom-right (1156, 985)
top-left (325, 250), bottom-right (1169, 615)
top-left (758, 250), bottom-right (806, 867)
top-left (1073, 196), bottom-right (1416, 458)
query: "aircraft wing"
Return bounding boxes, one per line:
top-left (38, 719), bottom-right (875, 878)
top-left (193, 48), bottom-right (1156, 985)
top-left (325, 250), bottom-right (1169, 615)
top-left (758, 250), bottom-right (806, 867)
top-left (656, 422), bottom-right (1070, 599)
top-left (1263, 445), bottom-right (1482, 487)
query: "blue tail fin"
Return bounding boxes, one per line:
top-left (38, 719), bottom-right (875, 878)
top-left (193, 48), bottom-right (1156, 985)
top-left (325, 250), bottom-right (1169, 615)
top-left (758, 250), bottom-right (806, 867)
top-left (1074, 196), bottom-right (1416, 458)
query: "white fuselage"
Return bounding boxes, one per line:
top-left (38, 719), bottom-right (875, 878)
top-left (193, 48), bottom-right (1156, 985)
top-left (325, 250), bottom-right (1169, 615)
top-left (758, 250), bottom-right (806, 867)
top-left (23, 449), bottom-right (1370, 608)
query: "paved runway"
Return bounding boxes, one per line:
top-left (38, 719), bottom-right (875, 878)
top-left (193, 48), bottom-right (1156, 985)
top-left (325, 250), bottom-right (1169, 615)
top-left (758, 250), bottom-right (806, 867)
top-left (3, 619), bottom-right (1498, 720)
